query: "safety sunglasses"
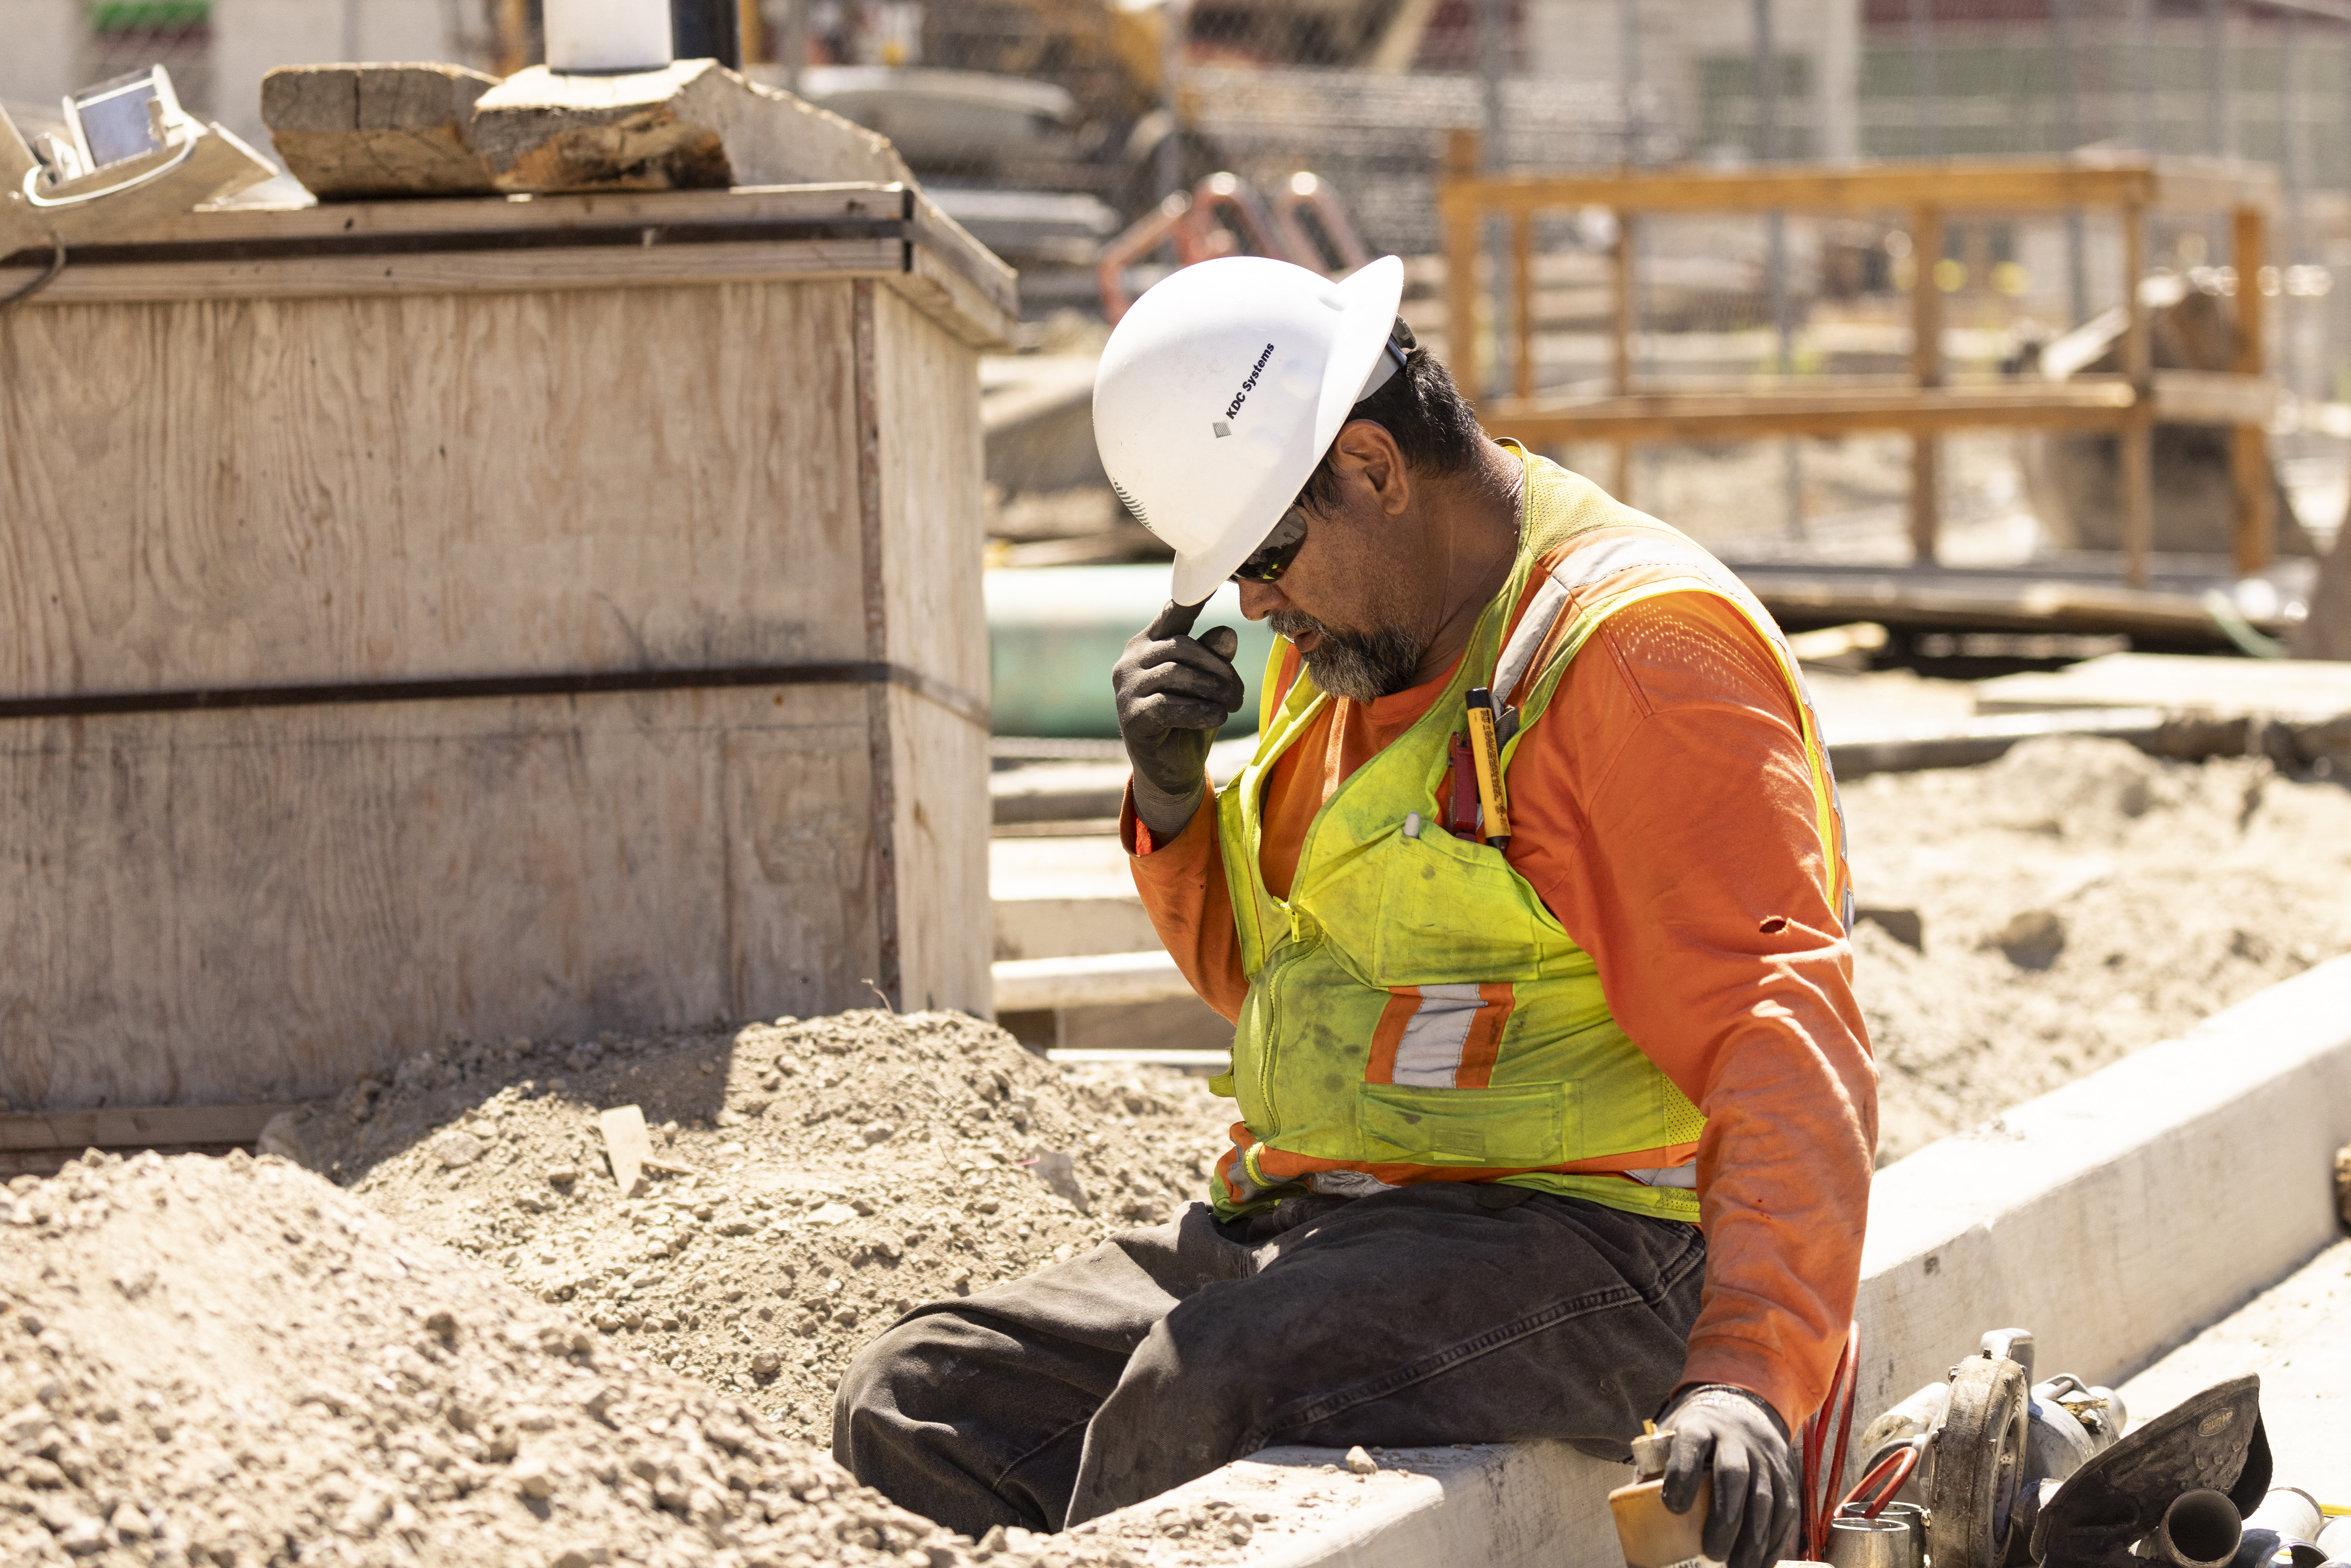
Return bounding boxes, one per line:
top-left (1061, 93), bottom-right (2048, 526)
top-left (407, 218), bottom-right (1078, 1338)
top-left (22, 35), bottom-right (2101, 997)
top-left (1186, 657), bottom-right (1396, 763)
top-left (1231, 505), bottom-right (1310, 583)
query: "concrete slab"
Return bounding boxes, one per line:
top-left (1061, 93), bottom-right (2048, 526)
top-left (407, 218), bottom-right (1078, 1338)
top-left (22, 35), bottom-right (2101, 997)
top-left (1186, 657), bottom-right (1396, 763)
top-left (2118, 1238), bottom-right (2351, 1506)
top-left (1075, 955), bottom-right (2351, 1567)
top-left (1065, 1443), bottom-right (1617, 1568)
top-left (1851, 955), bottom-right (2351, 1426)
top-left (990, 834), bottom-right (1155, 961)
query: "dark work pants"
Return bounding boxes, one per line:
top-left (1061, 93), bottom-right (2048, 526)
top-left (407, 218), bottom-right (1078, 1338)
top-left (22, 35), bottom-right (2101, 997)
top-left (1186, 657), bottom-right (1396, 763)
top-left (831, 1184), bottom-right (1707, 1536)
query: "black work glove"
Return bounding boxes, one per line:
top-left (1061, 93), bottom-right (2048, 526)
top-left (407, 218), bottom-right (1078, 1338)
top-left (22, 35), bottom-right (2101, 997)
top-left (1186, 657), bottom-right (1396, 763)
top-left (1659, 1385), bottom-right (1800, 1568)
top-left (1112, 599), bottom-right (1244, 841)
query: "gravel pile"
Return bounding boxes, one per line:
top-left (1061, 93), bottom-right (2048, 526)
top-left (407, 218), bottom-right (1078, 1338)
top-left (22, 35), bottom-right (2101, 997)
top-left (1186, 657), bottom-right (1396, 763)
top-left (0, 1148), bottom-right (1149, 1568)
top-left (274, 1010), bottom-right (1234, 1450)
top-left (1845, 736), bottom-right (2351, 1161)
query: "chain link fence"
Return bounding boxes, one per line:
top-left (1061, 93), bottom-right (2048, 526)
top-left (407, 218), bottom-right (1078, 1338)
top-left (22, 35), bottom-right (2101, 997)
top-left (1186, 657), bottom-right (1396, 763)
top-left (17, 0), bottom-right (2343, 553)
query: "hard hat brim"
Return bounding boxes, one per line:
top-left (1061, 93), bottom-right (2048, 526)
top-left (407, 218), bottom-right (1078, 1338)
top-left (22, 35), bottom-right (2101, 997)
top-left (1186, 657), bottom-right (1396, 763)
top-left (1167, 254), bottom-right (1408, 607)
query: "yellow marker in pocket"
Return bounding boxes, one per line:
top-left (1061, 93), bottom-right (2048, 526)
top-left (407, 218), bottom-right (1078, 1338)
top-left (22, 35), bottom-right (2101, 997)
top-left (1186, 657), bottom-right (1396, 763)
top-left (1464, 686), bottom-right (1511, 851)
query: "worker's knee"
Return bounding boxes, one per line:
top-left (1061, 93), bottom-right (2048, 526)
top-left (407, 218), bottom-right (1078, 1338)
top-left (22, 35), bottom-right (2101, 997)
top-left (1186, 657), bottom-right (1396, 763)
top-left (830, 1311), bottom-right (965, 1459)
top-left (1113, 1302), bottom-right (1280, 1436)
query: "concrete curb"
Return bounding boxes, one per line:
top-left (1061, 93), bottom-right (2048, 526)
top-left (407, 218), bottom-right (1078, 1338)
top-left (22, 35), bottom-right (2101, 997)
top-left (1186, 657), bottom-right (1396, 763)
top-left (1076, 955), bottom-right (2351, 1567)
top-left (993, 951), bottom-right (1188, 1011)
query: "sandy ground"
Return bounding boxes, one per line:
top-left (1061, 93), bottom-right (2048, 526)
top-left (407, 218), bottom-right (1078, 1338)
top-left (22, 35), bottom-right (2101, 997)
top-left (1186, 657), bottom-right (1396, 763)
top-left (0, 1150), bottom-right (1066, 1568)
top-left (1839, 736), bottom-right (2351, 1162)
top-left (0, 1019), bottom-right (1257, 1567)
top-left (276, 1010), bottom-right (1233, 1454)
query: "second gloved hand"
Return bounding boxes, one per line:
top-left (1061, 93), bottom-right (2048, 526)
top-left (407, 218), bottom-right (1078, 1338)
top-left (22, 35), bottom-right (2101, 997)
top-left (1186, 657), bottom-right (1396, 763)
top-left (1112, 599), bottom-right (1245, 841)
top-left (1658, 1385), bottom-right (1800, 1568)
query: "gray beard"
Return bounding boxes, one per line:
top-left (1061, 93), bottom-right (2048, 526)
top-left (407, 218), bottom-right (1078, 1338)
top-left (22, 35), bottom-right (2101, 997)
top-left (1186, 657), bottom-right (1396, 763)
top-left (1268, 608), bottom-right (1425, 703)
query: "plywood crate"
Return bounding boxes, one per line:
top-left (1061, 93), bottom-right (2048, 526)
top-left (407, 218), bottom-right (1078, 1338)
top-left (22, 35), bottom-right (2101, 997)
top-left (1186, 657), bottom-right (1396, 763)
top-left (0, 183), bottom-right (1014, 1114)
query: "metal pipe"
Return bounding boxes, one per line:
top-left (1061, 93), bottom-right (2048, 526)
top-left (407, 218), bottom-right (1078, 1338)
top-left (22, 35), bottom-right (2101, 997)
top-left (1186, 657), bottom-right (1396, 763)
top-left (1838, 1502), bottom-right (1927, 1568)
top-left (2245, 1490), bottom-right (2325, 1544)
top-left (1826, 1516), bottom-right (1911, 1568)
top-left (2154, 1489), bottom-right (2244, 1568)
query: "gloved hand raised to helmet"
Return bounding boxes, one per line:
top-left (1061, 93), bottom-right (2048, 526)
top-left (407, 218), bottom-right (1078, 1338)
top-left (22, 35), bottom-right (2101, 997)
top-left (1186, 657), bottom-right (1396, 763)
top-left (1112, 599), bottom-right (1245, 841)
top-left (1658, 1384), bottom-right (1801, 1568)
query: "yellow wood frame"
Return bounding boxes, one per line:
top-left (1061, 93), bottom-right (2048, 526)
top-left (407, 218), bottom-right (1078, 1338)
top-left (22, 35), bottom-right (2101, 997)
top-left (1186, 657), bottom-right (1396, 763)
top-left (1437, 137), bottom-right (2281, 584)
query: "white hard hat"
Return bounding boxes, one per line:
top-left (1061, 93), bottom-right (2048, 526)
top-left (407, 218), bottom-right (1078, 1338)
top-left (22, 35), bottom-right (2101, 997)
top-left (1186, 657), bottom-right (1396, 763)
top-left (1093, 253), bottom-right (1407, 606)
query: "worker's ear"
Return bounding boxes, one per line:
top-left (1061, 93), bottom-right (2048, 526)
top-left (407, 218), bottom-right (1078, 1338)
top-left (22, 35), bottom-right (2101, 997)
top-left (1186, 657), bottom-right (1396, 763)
top-left (1329, 418), bottom-right (1411, 519)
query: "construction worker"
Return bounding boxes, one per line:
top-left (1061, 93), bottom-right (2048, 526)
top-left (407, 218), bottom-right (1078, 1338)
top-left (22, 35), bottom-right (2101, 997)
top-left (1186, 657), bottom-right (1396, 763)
top-left (835, 255), bottom-right (1876, 1568)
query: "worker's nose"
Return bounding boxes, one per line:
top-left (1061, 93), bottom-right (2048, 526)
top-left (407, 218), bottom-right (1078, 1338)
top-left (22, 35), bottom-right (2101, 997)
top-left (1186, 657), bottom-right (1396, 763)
top-left (1236, 580), bottom-right (1284, 621)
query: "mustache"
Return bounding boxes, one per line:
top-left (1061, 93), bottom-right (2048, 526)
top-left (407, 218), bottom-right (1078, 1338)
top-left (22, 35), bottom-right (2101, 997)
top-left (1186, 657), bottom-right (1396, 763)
top-left (1267, 607), bottom-right (1333, 641)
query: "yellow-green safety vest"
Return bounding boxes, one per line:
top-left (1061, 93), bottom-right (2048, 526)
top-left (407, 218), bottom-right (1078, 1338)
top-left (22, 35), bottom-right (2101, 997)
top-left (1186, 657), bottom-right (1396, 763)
top-left (1207, 447), bottom-right (1851, 1224)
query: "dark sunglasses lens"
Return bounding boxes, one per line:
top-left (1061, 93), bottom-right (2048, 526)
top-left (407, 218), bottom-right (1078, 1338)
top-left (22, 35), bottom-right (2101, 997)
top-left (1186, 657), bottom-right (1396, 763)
top-left (1232, 512), bottom-right (1308, 583)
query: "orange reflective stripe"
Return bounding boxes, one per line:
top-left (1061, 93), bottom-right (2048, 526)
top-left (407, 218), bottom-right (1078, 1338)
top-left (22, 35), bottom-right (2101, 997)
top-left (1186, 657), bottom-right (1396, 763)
top-left (1365, 989), bottom-right (1419, 1086)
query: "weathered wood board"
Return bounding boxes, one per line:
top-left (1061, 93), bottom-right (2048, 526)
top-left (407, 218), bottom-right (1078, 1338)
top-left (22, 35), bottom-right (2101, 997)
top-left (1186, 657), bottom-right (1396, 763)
top-left (0, 188), bottom-right (1007, 1114)
top-left (261, 63), bottom-right (500, 199)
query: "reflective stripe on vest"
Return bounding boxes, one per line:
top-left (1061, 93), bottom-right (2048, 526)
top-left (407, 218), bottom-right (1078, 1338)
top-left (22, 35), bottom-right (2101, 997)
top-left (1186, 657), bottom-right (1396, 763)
top-left (1205, 449), bottom-right (1851, 1224)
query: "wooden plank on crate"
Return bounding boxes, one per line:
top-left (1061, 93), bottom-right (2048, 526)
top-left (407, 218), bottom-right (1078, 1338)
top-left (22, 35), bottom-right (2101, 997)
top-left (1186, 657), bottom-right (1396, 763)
top-left (0, 1104), bottom-right (298, 1153)
top-left (8, 239), bottom-right (904, 304)
top-left (1439, 160), bottom-right (2160, 219)
top-left (0, 181), bottom-right (1015, 338)
top-left (260, 63), bottom-right (501, 200)
top-left (1482, 381), bottom-right (2138, 444)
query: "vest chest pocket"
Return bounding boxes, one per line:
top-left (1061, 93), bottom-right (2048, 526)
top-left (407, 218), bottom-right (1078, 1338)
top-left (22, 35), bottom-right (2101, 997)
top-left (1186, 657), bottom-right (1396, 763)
top-left (1368, 827), bottom-right (1549, 987)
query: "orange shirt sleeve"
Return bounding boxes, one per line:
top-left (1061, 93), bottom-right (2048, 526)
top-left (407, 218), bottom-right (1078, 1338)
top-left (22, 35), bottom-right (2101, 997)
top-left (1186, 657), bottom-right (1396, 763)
top-left (1504, 591), bottom-right (1878, 1430)
top-left (1122, 788), bottom-right (1252, 1023)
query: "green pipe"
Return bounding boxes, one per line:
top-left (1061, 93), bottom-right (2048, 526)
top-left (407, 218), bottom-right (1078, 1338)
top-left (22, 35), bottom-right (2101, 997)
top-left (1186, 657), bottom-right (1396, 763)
top-left (986, 566), bottom-right (1280, 739)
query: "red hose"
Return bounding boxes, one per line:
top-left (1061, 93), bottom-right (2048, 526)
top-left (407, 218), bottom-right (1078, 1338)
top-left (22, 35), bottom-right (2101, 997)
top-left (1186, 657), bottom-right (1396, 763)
top-left (1841, 1441), bottom-right (1923, 1520)
top-left (1800, 1324), bottom-right (1862, 1555)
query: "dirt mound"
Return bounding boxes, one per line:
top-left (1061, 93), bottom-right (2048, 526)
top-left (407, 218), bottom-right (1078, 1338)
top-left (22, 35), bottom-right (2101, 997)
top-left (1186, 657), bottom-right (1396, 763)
top-left (276, 1010), bottom-right (1234, 1450)
top-left (1846, 736), bottom-right (2351, 1161)
top-left (0, 1148), bottom-right (1147, 1568)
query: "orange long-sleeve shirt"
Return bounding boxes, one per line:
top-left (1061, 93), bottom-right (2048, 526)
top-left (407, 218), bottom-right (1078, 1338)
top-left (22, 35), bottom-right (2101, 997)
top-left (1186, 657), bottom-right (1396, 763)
top-left (1123, 581), bottom-right (1878, 1431)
